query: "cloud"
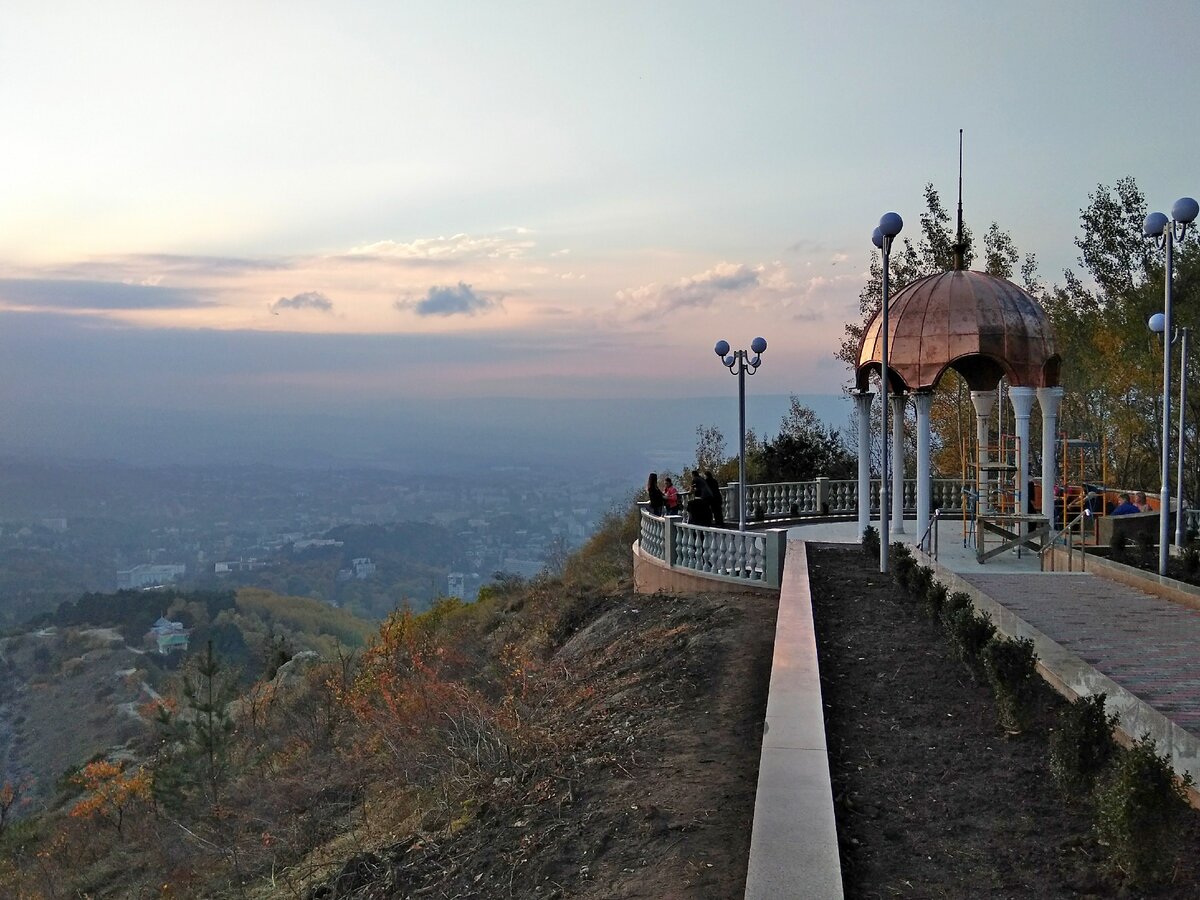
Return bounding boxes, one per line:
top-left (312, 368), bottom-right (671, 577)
top-left (787, 238), bottom-right (828, 254)
top-left (398, 282), bottom-right (498, 317)
top-left (349, 231), bottom-right (535, 262)
top-left (0, 278), bottom-right (208, 310)
top-left (617, 262), bottom-right (762, 316)
top-left (269, 291), bottom-right (334, 314)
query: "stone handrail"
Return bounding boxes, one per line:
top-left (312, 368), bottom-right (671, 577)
top-left (638, 511), bottom-right (787, 590)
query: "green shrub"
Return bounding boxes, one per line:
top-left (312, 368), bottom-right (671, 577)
top-left (861, 525), bottom-right (880, 558)
top-left (1050, 693), bottom-right (1117, 795)
top-left (1094, 734), bottom-right (1193, 886)
top-left (925, 580), bottom-right (948, 619)
top-left (982, 636), bottom-right (1039, 731)
top-left (946, 606), bottom-right (995, 671)
top-left (909, 565), bottom-right (933, 602)
top-left (940, 590), bottom-right (972, 631)
top-left (891, 542), bottom-right (915, 589)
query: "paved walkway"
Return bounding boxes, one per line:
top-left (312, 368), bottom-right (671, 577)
top-left (789, 518), bottom-right (1200, 742)
top-left (963, 572), bottom-right (1200, 736)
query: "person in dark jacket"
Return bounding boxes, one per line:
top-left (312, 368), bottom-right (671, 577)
top-left (687, 470), bottom-right (714, 526)
top-left (704, 471), bottom-right (726, 527)
top-left (647, 472), bottom-right (666, 515)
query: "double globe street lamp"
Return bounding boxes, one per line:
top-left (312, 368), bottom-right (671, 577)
top-left (1144, 196), bottom-right (1198, 575)
top-left (714, 336), bottom-right (767, 531)
top-left (873, 212), bottom-right (904, 573)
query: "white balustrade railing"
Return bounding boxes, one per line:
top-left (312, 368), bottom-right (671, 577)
top-left (637, 476), bottom-right (973, 590)
top-left (639, 510), bottom-right (787, 589)
top-left (718, 477), bottom-right (970, 522)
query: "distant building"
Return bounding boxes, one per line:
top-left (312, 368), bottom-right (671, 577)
top-left (117, 564), bottom-right (186, 590)
top-left (447, 572), bottom-right (465, 599)
top-left (336, 557), bottom-right (377, 582)
top-left (146, 616), bottom-right (190, 655)
top-left (214, 558), bottom-right (271, 575)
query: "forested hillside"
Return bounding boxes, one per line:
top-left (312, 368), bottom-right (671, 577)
top-left (0, 586), bottom-right (376, 815)
top-left (0, 506), bottom-right (772, 899)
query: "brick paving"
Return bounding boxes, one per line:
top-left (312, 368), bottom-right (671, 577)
top-left (960, 572), bottom-right (1200, 736)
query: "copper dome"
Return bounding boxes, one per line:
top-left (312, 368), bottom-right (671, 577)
top-left (855, 270), bottom-right (1060, 393)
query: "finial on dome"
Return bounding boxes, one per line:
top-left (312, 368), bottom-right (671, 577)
top-left (952, 129), bottom-right (966, 271)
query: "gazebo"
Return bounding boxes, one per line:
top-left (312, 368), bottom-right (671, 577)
top-left (854, 267), bottom-right (1062, 541)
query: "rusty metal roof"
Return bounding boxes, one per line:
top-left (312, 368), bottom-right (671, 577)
top-left (855, 270), bottom-right (1060, 393)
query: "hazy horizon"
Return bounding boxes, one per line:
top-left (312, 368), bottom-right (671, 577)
top-left (0, 391), bottom-right (852, 481)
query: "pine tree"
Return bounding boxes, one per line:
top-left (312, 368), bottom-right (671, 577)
top-left (154, 640), bottom-right (238, 814)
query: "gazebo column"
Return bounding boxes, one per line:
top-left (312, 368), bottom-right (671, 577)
top-left (1037, 386), bottom-right (1064, 522)
top-left (891, 393), bottom-right (907, 534)
top-left (914, 392), bottom-right (934, 541)
top-left (1009, 387), bottom-right (1036, 535)
top-left (855, 390), bottom-right (874, 539)
top-left (970, 390), bottom-right (996, 514)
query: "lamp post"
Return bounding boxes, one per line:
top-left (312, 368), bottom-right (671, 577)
top-left (714, 336), bottom-right (767, 531)
top-left (873, 212), bottom-right (904, 573)
top-left (1144, 197), bottom-right (1198, 574)
top-left (1149, 314), bottom-right (1191, 547)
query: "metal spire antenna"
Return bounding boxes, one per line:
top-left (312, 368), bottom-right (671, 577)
top-left (953, 129), bottom-right (965, 271)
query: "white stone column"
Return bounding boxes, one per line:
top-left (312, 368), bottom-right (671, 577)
top-left (1037, 386), bottom-right (1064, 522)
top-left (855, 390), bottom-right (874, 539)
top-left (914, 392), bottom-right (934, 542)
top-left (970, 390), bottom-right (996, 514)
top-left (1009, 387), bottom-right (1037, 536)
top-left (891, 394), bottom-right (906, 534)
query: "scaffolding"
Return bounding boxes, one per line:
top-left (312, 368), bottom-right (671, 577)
top-left (1058, 435), bottom-right (1108, 544)
top-left (962, 432), bottom-right (1020, 547)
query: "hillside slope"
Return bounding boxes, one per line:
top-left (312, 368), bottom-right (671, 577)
top-left (309, 585), bottom-right (774, 899)
top-left (0, 514), bottom-right (777, 899)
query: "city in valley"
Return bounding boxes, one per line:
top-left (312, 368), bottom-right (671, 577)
top-left (0, 456), bottom-right (613, 625)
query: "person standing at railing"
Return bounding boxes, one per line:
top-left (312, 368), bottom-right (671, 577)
top-left (1135, 491), bottom-right (1151, 513)
top-left (688, 470), bottom-right (714, 526)
top-left (704, 470), bottom-right (726, 528)
top-left (663, 477), bottom-right (680, 514)
top-left (647, 473), bottom-right (666, 515)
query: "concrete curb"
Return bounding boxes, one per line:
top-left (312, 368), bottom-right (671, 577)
top-left (744, 541), bottom-right (844, 899)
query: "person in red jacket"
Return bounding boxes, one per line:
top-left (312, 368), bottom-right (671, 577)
top-left (663, 477), bottom-right (680, 514)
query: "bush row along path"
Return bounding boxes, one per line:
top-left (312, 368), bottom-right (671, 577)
top-left (808, 543), bottom-right (1200, 899)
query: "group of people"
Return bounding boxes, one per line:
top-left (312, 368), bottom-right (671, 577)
top-left (1111, 491), bottom-right (1151, 516)
top-left (646, 470), bottom-right (726, 527)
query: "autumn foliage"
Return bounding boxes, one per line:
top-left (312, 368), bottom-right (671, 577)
top-left (69, 759), bottom-right (151, 835)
